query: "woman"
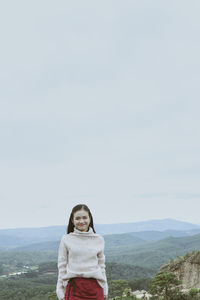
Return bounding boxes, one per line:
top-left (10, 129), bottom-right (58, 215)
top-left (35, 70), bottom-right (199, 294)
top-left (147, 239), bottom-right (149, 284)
top-left (56, 204), bottom-right (108, 300)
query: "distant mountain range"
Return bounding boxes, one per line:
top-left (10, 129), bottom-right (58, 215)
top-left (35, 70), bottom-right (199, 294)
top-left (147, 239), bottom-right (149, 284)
top-left (1, 219), bottom-right (200, 280)
top-left (0, 218), bottom-right (200, 250)
top-left (105, 233), bottom-right (200, 270)
top-left (95, 218), bottom-right (200, 234)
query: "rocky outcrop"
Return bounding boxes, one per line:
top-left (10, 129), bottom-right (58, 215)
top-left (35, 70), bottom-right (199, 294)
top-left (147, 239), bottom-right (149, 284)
top-left (161, 251), bottom-right (200, 289)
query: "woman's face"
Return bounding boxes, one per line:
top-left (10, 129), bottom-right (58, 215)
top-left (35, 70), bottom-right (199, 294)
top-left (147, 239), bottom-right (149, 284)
top-left (73, 209), bottom-right (91, 232)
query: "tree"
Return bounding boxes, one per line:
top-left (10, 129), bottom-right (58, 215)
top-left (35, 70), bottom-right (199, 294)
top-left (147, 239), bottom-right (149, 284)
top-left (150, 271), bottom-right (181, 300)
top-left (38, 261), bottom-right (57, 273)
top-left (110, 279), bottom-right (129, 299)
top-left (128, 277), bottom-right (152, 291)
top-left (188, 288), bottom-right (200, 299)
top-left (48, 290), bottom-right (57, 300)
top-left (0, 263), bottom-right (4, 275)
top-left (123, 296), bottom-right (137, 300)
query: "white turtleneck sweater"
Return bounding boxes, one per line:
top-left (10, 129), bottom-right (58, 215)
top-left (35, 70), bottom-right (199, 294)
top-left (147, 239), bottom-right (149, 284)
top-left (56, 227), bottom-right (108, 300)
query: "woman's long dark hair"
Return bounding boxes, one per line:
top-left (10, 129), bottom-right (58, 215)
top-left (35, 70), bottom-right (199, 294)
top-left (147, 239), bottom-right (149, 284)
top-left (67, 204), bottom-right (96, 234)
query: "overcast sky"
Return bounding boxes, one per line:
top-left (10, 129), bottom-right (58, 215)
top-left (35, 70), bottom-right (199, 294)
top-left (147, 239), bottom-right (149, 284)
top-left (0, 1), bottom-right (200, 229)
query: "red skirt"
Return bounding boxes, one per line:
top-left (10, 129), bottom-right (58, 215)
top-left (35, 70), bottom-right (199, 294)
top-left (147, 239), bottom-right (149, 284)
top-left (65, 277), bottom-right (104, 300)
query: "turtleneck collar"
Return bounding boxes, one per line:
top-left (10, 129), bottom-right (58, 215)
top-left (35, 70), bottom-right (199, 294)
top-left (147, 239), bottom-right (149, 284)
top-left (72, 226), bottom-right (94, 236)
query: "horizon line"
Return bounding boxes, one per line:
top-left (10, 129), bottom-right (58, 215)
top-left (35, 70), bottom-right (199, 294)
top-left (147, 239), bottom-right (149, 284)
top-left (1, 217), bottom-right (200, 231)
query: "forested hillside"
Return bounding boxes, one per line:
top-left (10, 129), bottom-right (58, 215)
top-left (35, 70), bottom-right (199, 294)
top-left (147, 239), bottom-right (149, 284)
top-left (1, 219), bottom-right (200, 250)
top-left (1, 225), bottom-right (200, 299)
top-left (1, 232), bottom-right (200, 277)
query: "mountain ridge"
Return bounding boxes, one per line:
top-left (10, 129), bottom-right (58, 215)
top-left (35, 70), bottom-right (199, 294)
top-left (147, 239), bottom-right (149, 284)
top-left (1, 218), bottom-right (199, 232)
top-left (1, 218), bottom-right (200, 250)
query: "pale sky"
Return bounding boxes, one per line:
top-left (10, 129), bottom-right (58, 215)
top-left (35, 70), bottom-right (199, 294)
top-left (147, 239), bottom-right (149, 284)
top-left (0, 1), bottom-right (200, 229)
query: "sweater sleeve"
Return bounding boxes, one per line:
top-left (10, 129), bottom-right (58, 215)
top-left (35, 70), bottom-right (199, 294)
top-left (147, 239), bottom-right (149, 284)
top-left (56, 235), bottom-right (68, 300)
top-left (97, 237), bottom-right (108, 296)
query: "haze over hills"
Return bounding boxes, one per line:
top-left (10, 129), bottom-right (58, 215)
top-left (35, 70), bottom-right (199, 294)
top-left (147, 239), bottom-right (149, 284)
top-left (105, 233), bottom-right (200, 270)
top-left (1, 219), bottom-right (200, 287)
top-left (0, 218), bottom-right (200, 250)
top-left (2, 231), bottom-right (200, 276)
top-left (95, 218), bottom-right (200, 234)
